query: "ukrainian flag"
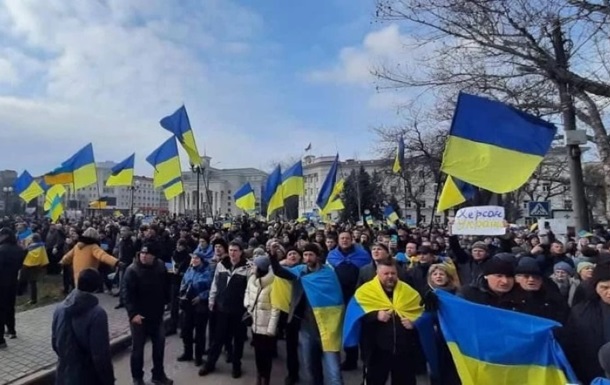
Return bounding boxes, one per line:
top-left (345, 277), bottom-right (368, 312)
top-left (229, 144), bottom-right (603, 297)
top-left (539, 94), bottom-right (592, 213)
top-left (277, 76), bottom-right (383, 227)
top-left (47, 195), bottom-right (64, 223)
top-left (44, 185), bottom-right (66, 211)
top-left (146, 137), bottom-right (182, 189)
top-left (442, 92), bottom-right (557, 193)
top-left (435, 290), bottom-right (578, 385)
top-left (592, 378), bottom-right (610, 384)
top-left (234, 182), bottom-right (256, 212)
top-left (392, 136), bottom-right (405, 174)
top-left (106, 153), bottom-right (135, 187)
top-left (320, 178), bottom-right (345, 215)
top-left (281, 160), bottom-right (304, 198)
top-left (263, 165), bottom-right (283, 218)
top-left (271, 265), bottom-right (344, 352)
top-left (89, 196), bottom-right (111, 209)
top-left (13, 171), bottom-right (44, 204)
top-left (437, 175), bottom-right (477, 212)
top-left (43, 165), bottom-right (73, 186)
top-left (383, 205), bottom-right (399, 224)
top-left (160, 105), bottom-right (202, 167)
top-left (62, 143), bottom-right (97, 190)
top-left (316, 154), bottom-right (339, 210)
top-left (161, 176), bottom-right (184, 200)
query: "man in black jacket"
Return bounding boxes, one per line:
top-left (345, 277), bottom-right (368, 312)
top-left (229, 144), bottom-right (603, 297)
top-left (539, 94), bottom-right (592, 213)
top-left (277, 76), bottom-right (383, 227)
top-left (0, 227), bottom-right (26, 346)
top-left (121, 243), bottom-right (173, 385)
top-left (200, 241), bottom-right (249, 378)
top-left (52, 269), bottom-right (114, 385)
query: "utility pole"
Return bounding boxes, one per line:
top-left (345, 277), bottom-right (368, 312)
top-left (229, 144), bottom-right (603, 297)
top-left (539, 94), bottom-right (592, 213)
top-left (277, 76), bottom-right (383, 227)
top-left (552, 20), bottom-right (590, 231)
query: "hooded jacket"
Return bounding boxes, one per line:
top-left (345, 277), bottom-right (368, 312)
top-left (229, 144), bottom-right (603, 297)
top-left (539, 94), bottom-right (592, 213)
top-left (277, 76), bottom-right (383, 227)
top-left (60, 236), bottom-right (118, 285)
top-left (244, 270), bottom-right (280, 336)
top-left (51, 290), bottom-right (114, 385)
top-left (0, 235), bottom-right (26, 287)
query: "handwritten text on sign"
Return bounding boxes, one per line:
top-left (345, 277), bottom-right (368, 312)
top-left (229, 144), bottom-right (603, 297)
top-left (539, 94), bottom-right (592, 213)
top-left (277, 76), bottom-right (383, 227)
top-left (452, 206), bottom-right (505, 236)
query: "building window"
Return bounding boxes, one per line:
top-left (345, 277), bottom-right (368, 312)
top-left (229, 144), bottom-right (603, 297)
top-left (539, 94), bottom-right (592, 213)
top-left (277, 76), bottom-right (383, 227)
top-left (390, 186), bottom-right (397, 195)
top-left (523, 201), bottom-right (529, 209)
top-left (421, 200), bottom-right (427, 208)
top-left (418, 170), bottom-right (425, 178)
top-left (434, 215), bottom-right (441, 223)
top-left (405, 201), bottom-right (412, 208)
top-left (421, 215), bottom-right (427, 223)
top-left (406, 214), bottom-right (412, 221)
top-left (542, 183), bottom-right (550, 192)
top-left (419, 185), bottom-right (425, 193)
top-left (564, 200), bottom-right (573, 210)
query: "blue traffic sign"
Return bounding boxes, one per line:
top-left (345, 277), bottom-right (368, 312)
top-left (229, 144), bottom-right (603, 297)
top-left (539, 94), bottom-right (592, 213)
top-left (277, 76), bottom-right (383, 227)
top-left (528, 201), bottom-right (550, 217)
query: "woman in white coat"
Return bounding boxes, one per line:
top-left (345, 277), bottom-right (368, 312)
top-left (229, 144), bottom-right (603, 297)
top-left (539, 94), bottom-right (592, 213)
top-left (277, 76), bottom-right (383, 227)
top-left (244, 254), bottom-right (280, 385)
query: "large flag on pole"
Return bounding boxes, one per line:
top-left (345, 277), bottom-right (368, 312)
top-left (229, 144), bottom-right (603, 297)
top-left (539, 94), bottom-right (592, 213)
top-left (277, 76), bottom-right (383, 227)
top-left (160, 105), bottom-right (202, 167)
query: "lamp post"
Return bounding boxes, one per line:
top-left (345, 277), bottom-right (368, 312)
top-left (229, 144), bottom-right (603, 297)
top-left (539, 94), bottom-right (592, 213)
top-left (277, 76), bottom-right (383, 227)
top-left (3, 186), bottom-right (13, 215)
top-left (190, 164), bottom-right (203, 222)
top-left (129, 180), bottom-right (141, 217)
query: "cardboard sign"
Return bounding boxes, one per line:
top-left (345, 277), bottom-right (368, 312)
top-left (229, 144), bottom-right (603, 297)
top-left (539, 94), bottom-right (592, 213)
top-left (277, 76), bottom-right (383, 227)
top-left (452, 206), bottom-right (505, 236)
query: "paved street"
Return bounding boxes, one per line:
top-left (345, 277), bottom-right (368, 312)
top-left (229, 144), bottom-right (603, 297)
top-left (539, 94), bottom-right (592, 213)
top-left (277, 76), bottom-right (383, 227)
top-left (113, 335), bottom-right (431, 385)
top-left (0, 293), bottom-right (127, 385)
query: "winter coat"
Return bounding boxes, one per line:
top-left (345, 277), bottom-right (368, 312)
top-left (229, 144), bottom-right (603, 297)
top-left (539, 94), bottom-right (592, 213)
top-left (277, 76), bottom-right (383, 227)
top-left (209, 257), bottom-right (249, 315)
top-left (458, 277), bottom-right (520, 310)
top-left (244, 270), bottom-right (280, 336)
top-left (23, 242), bottom-right (50, 267)
top-left (114, 236), bottom-right (137, 265)
top-left (561, 298), bottom-right (610, 384)
top-left (510, 286), bottom-right (570, 324)
top-left (0, 240), bottom-right (26, 287)
top-left (181, 261), bottom-right (214, 304)
top-left (327, 245), bottom-right (372, 303)
top-left (60, 236), bottom-right (118, 285)
top-left (51, 290), bottom-right (114, 385)
top-left (121, 258), bottom-right (168, 323)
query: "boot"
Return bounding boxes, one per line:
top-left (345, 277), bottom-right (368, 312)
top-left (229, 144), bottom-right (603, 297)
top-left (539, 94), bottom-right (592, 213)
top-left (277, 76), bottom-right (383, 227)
top-left (177, 344), bottom-right (193, 362)
top-left (261, 378), bottom-right (270, 385)
top-left (256, 376), bottom-right (262, 385)
top-left (232, 363), bottom-right (242, 379)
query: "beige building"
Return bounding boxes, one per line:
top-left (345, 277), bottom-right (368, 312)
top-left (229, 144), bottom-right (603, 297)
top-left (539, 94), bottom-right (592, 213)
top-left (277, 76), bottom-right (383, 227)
top-left (168, 156), bottom-right (268, 218)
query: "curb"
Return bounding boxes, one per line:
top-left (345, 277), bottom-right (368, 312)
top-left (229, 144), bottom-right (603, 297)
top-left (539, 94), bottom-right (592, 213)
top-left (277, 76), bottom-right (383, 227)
top-left (10, 317), bottom-right (171, 385)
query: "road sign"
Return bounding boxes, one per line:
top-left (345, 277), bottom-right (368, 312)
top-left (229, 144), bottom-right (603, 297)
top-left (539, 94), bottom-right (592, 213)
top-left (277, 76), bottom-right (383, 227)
top-left (528, 201), bottom-right (550, 217)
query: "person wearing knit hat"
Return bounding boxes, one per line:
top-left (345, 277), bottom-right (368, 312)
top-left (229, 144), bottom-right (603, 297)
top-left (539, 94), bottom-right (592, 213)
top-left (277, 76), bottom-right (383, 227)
top-left (253, 254), bottom-right (271, 273)
top-left (554, 261), bottom-right (575, 278)
top-left (599, 342), bottom-right (610, 378)
top-left (281, 248), bottom-right (302, 267)
top-left (471, 241), bottom-right (488, 252)
top-left (577, 261), bottom-right (595, 282)
top-left (459, 258), bottom-right (516, 306)
top-left (515, 257), bottom-right (544, 291)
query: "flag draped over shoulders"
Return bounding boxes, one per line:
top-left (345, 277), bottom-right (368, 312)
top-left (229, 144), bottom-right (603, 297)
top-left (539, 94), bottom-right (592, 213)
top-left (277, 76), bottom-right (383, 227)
top-left (23, 242), bottom-right (49, 267)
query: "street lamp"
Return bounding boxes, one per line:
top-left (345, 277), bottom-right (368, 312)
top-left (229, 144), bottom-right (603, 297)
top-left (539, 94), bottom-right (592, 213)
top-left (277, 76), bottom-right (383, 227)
top-left (2, 186), bottom-right (13, 215)
top-left (191, 164), bottom-right (203, 222)
top-left (129, 180), bottom-right (141, 217)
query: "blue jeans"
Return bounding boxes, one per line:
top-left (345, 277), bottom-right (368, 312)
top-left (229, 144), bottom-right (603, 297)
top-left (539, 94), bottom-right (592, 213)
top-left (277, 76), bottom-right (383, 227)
top-left (298, 328), bottom-right (343, 385)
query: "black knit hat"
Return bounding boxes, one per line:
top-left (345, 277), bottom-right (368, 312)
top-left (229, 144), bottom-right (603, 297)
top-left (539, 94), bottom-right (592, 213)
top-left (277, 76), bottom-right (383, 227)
top-left (212, 238), bottom-right (228, 252)
top-left (515, 257), bottom-right (542, 276)
top-left (78, 268), bottom-right (102, 293)
top-left (483, 258), bottom-right (515, 277)
top-left (303, 243), bottom-right (322, 257)
top-left (592, 264), bottom-right (610, 287)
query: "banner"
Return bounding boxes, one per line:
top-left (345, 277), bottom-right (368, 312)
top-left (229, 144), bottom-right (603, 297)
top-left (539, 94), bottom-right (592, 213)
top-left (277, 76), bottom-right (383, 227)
top-left (452, 206), bottom-right (505, 235)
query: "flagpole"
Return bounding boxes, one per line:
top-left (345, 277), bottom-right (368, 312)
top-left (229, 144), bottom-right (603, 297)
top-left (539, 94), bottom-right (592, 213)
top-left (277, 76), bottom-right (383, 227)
top-left (428, 171), bottom-right (444, 233)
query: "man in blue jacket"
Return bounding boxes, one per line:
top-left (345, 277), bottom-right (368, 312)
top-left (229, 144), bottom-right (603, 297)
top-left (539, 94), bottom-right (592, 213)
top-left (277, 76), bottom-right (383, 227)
top-left (52, 268), bottom-right (114, 385)
top-left (327, 231), bottom-right (371, 371)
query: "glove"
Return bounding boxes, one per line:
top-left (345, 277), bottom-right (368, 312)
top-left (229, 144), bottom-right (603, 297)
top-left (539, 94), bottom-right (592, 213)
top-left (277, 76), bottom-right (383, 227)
top-left (420, 290), bottom-right (439, 312)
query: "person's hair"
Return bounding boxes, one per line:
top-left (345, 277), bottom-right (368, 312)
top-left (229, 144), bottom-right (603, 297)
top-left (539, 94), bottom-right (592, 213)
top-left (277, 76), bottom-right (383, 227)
top-left (228, 241), bottom-right (243, 251)
top-left (376, 258), bottom-right (397, 269)
top-left (427, 263), bottom-right (459, 290)
top-left (177, 239), bottom-right (188, 247)
top-left (31, 233), bottom-right (42, 243)
top-left (303, 243), bottom-right (322, 257)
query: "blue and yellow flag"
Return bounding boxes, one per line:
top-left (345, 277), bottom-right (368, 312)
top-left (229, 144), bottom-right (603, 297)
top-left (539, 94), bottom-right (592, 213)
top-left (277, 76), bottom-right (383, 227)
top-left (106, 153), bottom-right (135, 187)
top-left (160, 105), bottom-right (202, 167)
top-left (592, 378), bottom-right (610, 385)
top-left (383, 205), bottom-right (399, 224)
top-left (316, 154), bottom-right (339, 210)
top-left (270, 265), bottom-right (344, 352)
top-left (23, 242), bottom-right (49, 267)
top-left (437, 175), bottom-right (477, 212)
top-left (161, 176), bottom-right (184, 200)
top-left (392, 136), bottom-right (405, 174)
top-left (146, 137), bottom-right (182, 189)
top-left (62, 143), bottom-right (97, 190)
top-left (47, 195), bottom-right (64, 223)
top-left (234, 182), bottom-right (256, 212)
top-left (320, 178), bottom-right (345, 216)
top-left (43, 165), bottom-right (73, 186)
top-left (281, 160), bottom-right (304, 198)
top-left (44, 184), bottom-right (67, 211)
top-left (263, 165), bottom-right (283, 218)
top-left (442, 92), bottom-right (556, 193)
top-left (436, 289), bottom-right (577, 385)
top-left (13, 171), bottom-right (44, 204)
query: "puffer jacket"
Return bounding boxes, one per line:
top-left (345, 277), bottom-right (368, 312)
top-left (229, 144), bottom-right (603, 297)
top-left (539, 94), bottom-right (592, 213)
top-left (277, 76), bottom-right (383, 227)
top-left (60, 237), bottom-right (118, 284)
top-left (244, 270), bottom-right (280, 336)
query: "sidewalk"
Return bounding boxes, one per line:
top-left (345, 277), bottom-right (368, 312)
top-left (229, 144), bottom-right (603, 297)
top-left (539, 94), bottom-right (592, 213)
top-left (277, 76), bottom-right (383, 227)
top-left (0, 293), bottom-right (130, 385)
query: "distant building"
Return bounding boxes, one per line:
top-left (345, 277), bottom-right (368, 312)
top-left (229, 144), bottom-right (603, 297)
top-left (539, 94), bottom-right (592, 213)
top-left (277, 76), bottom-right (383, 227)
top-left (168, 157), bottom-right (267, 217)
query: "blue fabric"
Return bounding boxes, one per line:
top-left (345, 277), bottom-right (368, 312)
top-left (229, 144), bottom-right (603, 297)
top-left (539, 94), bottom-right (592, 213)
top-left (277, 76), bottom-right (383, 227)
top-left (592, 378), bottom-right (610, 385)
top-left (181, 262), bottom-right (214, 301)
top-left (395, 252), bottom-right (408, 263)
top-left (327, 245), bottom-right (371, 269)
top-left (194, 244), bottom-right (214, 260)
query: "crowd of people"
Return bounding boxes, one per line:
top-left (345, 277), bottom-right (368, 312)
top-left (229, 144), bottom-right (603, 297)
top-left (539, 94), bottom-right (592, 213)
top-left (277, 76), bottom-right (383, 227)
top-left (1, 213), bottom-right (610, 384)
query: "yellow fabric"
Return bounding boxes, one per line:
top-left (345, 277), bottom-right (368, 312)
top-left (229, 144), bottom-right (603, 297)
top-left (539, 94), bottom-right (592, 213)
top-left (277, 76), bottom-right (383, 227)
top-left (320, 179), bottom-right (345, 215)
top-left (447, 342), bottom-right (570, 385)
top-left (163, 180), bottom-right (184, 200)
top-left (441, 136), bottom-right (543, 194)
top-left (44, 185), bottom-right (66, 211)
top-left (153, 157), bottom-right (181, 188)
top-left (437, 175), bottom-right (466, 212)
top-left (106, 169), bottom-right (134, 187)
top-left (312, 305), bottom-right (344, 352)
top-left (23, 246), bottom-right (49, 267)
top-left (270, 276), bottom-right (292, 313)
top-left (60, 243), bottom-right (118, 285)
top-left (181, 130), bottom-right (202, 167)
top-left (73, 163), bottom-right (98, 190)
top-left (356, 276), bottom-right (423, 320)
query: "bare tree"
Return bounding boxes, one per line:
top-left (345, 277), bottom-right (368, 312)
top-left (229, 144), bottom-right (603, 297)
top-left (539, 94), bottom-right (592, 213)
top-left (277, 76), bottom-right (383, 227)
top-left (374, 0), bottom-right (610, 220)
